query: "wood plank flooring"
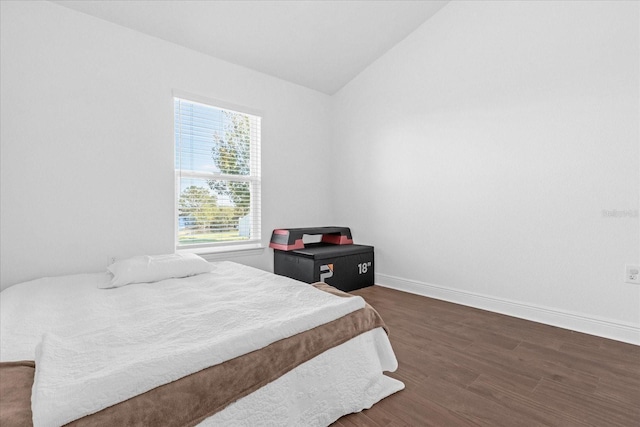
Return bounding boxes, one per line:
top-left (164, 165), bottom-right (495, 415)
top-left (333, 286), bottom-right (640, 427)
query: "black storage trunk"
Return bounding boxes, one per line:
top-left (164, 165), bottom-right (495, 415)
top-left (274, 243), bottom-right (374, 292)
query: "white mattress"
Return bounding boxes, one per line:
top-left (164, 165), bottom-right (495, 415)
top-left (0, 261), bottom-right (403, 426)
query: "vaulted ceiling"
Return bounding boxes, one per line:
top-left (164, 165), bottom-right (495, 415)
top-left (53, 0), bottom-right (449, 94)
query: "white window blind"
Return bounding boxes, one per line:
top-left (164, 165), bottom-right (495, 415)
top-left (174, 97), bottom-right (261, 250)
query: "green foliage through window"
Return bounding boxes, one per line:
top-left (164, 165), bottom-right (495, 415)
top-left (175, 97), bottom-right (261, 247)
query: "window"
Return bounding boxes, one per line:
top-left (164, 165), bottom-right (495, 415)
top-left (174, 96), bottom-right (261, 251)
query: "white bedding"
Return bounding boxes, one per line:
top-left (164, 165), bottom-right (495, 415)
top-left (204, 328), bottom-right (401, 427)
top-left (0, 261), bottom-right (403, 426)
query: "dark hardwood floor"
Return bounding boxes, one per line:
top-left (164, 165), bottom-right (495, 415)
top-left (333, 286), bottom-right (640, 427)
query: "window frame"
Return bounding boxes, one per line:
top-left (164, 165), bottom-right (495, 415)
top-left (173, 90), bottom-right (263, 255)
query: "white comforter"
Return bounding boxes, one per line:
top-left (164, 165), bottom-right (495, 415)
top-left (1, 262), bottom-right (378, 427)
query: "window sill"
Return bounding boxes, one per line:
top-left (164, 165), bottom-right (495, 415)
top-left (177, 243), bottom-right (265, 261)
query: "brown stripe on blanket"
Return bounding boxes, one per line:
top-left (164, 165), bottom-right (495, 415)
top-left (0, 284), bottom-right (387, 427)
top-left (0, 361), bottom-right (35, 427)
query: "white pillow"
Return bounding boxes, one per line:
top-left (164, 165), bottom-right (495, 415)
top-left (102, 253), bottom-right (212, 289)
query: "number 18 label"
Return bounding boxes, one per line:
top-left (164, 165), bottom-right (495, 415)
top-left (358, 262), bottom-right (372, 274)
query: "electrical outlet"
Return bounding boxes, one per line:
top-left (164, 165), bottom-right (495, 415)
top-left (625, 265), bottom-right (640, 284)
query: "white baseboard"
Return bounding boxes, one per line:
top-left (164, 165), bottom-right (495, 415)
top-left (375, 273), bottom-right (640, 346)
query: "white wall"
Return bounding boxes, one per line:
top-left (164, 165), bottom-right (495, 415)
top-left (0, 1), bottom-right (333, 289)
top-left (331, 0), bottom-right (640, 343)
top-left (2, 0), bottom-right (638, 344)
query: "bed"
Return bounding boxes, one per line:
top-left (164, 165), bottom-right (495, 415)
top-left (0, 257), bottom-right (403, 426)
